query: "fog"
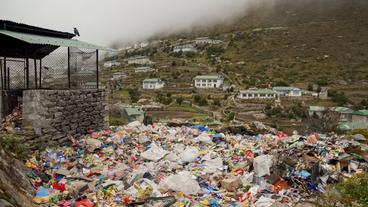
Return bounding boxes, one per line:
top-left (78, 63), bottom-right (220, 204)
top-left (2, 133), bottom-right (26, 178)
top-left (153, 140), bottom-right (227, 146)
top-left (0, 0), bottom-right (256, 47)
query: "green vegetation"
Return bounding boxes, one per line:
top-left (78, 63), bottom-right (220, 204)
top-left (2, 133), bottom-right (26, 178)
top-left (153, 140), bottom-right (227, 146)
top-left (156, 92), bottom-right (173, 105)
top-left (176, 96), bottom-right (184, 105)
top-left (193, 94), bottom-right (208, 106)
top-left (128, 88), bottom-right (141, 103)
top-left (0, 134), bottom-right (29, 159)
top-left (328, 90), bottom-right (349, 105)
top-left (316, 173), bottom-right (368, 207)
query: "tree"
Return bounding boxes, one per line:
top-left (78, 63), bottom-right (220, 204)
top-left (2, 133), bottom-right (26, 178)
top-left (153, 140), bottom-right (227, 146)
top-left (308, 83), bottom-right (314, 91)
top-left (128, 88), bottom-right (140, 103)
top-left (274, 80), bottom-right (289, 87)
top-left (213, 98), bottom-right (221, 107)
top-left (176, 96), bottom-right (184, 105)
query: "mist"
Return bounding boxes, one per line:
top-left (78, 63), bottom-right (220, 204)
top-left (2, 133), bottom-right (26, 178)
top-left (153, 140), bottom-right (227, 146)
top-left (0, 0), bottom-right (256, 47)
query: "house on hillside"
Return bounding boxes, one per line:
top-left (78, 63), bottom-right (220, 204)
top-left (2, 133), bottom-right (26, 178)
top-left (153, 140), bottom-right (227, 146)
top-left (195, 37), bottom-right (223, 45)
top-left (173, 44), bottom-right (198, 53)
top-left (237, 88), bottom-right (277, 99)
top-left (142, 78), bottom-right (165, 90)
top-left (111, 72), bottom-right (126, 81)
top-left (352, 110), bottom-right (368, 123)
top-left (330, 107), bottom-right (354, 122)
top-left (273, 86), bottom-right (302, 97)
top-left (308, 106), bottom-right (326, 117)
top-left (122, 108), bottom-right (145, 122)
top-left (104, 61), bottom-right (121, 68)
top-left (194, 75), bottom-right (224, 89)
top-left (124, 56), bottom-right (153, 65)
top-left (135, 67), bottom-right (157, 73)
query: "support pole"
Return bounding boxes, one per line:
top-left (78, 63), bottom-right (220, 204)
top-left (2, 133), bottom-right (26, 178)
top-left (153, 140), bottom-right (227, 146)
top-left (34, 59), bottom-right (37, 89)
top-left (68, 47), bottom-right (71, 89)
top-left (39, 59), bottom-right (42, 88)
top-left (96, 49), bottom-right (99, 89)
top-left (26, 58), bottom-right (29, 89)
top-left (0, 58), bottom-right (3, 90)
top-left (7, 66), bottom-right (9, 90)
top-left (3, 57), bottom-right (6, 90)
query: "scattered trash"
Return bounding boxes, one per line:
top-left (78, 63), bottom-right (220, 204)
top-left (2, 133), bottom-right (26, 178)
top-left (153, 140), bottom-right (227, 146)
top-left (24, 121), bottom-right (368, 206)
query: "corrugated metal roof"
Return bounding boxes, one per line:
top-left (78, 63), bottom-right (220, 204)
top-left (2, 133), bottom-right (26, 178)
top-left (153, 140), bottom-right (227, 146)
top-left (194, 75), bottom-right (224, 80)
top-left (143, 78), bottom-right (162, 82)
top-left (338, 122), bottom-right (368, 130)
top-left (239, 89), bottom-right (276, 94)
top-left (273, 86), bottom-right (301, 91)
top-left (124, 108), bottom-right (145, 116)
top-left (309, 106), bottom-right (326, 112)
top-left (353, 110), bottom-right (368, 116)
top-left (330, 107), bottom-right (354, 114)
top-left (0, 30), bottom-right (112, 51)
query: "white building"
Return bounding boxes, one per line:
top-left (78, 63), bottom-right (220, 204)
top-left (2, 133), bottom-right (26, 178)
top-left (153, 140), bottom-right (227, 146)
top-left (103, 61), bottom-right (121, 68)
top-left (194, 75), bottom-right (224, 89)
top-left (125, 56), bottom-right (154, 65)
top-left (142, 78), bottom-right (165, 90)
top-left (195, 37), bottom-right (223, 45)
top-left (237, 89), bottom-right (277, 99)
top-left (134, 67), bottom-right (157, 73)
top-left (273, 87), bottom-right (302, 97)
top-left (173, 44), bottom-right (198, 53)
top-left (111, 72), bottom-right (126, 81)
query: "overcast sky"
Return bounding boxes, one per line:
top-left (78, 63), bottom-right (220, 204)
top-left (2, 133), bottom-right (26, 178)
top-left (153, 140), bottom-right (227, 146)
top-left (0, 0), bottom-right (253, 47)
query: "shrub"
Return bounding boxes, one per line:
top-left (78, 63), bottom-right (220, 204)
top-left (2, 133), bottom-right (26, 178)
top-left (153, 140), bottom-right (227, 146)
top-left (128, 88), bottom-right (140, 103)
top-left (176, 96), bottom-right (184, 105)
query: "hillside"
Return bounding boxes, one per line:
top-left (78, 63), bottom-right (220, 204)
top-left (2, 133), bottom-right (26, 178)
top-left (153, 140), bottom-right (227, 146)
top-left (102, 0), bottom-right (368, 126)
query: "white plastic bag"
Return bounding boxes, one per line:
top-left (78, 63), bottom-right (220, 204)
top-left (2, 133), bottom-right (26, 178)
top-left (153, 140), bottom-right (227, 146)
top-left (141, 142), bottom-right (168, 162)
top-left (253, 155), bottom-right (273, 177)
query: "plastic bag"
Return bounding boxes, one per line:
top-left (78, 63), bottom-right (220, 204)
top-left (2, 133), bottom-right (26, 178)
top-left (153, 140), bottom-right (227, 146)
top-left (253, 155), bottom-right (273, 177)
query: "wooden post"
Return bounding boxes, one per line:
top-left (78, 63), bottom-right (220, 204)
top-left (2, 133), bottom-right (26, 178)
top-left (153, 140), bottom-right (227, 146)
top-left (96, 49), bottom-right (99, 89)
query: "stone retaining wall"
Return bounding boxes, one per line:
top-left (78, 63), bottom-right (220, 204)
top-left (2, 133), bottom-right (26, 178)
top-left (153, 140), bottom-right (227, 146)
top-left (22, 89), bottom-right (108, 146)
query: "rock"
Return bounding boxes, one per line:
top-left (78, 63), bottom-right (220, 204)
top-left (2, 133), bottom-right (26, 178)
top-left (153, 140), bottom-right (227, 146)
top-left (353, 134), bottom-right (366, 141)
top-left (0, 148), bottom-right (36, 207)
top-left (221, 176), bottom-right (241, 191)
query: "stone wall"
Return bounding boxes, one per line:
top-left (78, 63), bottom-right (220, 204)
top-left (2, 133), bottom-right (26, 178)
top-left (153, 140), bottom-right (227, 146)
top-left (22, 89), bottom-right (108, 146)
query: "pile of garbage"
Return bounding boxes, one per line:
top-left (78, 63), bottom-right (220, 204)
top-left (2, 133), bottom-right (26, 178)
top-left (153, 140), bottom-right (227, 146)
top-left (0, 107), bottom-right (22, 133)
top-left (26, 121), bottom-right (368, 206)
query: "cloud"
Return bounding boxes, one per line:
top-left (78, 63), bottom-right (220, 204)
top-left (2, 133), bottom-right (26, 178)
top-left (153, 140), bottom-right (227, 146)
top-left (0, 0), bottom-right (253, 46)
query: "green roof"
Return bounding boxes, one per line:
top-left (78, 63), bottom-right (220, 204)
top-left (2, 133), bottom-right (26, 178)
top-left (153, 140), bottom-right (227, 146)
top-left (194, 75), bottom-right (224, 80)
top-left (143, 78), bottom-right (162, 82)
top-left (124, 108), bottom-right (145, 116)
top-left (338, 122), bottom-right (368, 131)
top-left (330, 107), bottom-right (354, 114)
top-left (273, 86), bottom-right (301, 91)
top-left (0, 30), bottom-right (112, 51)
top-left (309, 106), bottom-right (326, 112)
top-left (240, 89), bottom-right (276, 94)
top-left (353, 110), bottom-right (368, 116)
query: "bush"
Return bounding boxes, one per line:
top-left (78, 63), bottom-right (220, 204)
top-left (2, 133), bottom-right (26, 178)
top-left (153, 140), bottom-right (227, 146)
top-left (0, 134), bottom-right (29, 158)
top-left (128, 88), bottom-right (140, 103)
top-left (317, 173), bottom-right (368, 206)
top-left (193, 94), bottom-right (208, 106)
top-left (213, 98), bottom-right (221, 107)
top-left (274, 80), bottom-right (289, 87)
top-left (176, 96), bottom-right (184, 105)
top-left (227, 112), bottom-right (235, 121)
top-left (156, 92), bottom-right (172, 105)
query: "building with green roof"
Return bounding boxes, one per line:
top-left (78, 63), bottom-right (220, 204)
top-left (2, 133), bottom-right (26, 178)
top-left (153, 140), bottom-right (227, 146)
top-left (352, 110), bottom-right (368, 123)
top-left (123, 108), bottom-right (145, 122)
top-left (142, 78), bottom-right (165, 90)
top-left (237, 88), bottom-right (276, 99)
top-left (338, 122), bottom-right (368, 131)
top-left (273, 86), bottom-right (302, 97)
top-left (330, 107), bottom-right (354, 122)
top-left (194, 75), bottom-right (224, 89)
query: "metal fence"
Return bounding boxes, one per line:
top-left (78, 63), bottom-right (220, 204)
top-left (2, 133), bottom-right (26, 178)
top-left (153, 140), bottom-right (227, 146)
top-left (0, 46), bottom-right (99, 90)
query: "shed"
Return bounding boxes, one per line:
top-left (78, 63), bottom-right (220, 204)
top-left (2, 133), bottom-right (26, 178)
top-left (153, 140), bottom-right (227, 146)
top-left (123, 108), bottom-right (145, 122)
